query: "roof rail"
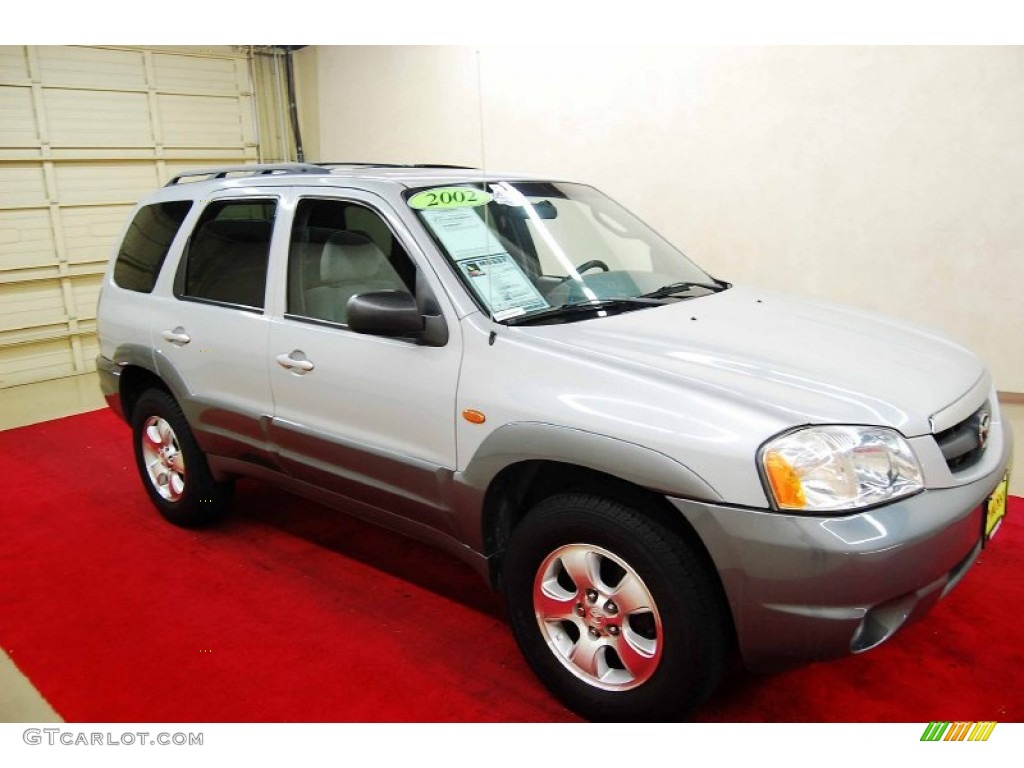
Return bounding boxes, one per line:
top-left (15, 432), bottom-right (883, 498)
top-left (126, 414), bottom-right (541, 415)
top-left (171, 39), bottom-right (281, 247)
top-left (165, 163), bottom-right (332, 186)
top-left (314, 162), bottom-right (480, 170)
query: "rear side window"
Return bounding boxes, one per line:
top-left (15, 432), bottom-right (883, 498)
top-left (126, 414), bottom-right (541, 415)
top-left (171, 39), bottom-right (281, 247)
top-left (113, 201), bottom-right (193, 292)
top-left (177, 199), bottom-right (276, 310)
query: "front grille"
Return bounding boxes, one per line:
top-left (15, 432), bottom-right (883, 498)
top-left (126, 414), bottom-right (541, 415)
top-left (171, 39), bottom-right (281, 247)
top-left (934, 401), bottom-right (991, 472)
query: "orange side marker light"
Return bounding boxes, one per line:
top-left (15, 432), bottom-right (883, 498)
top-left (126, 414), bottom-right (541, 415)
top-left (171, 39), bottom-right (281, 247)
top-left (462, 409), bottom-right (486, 424)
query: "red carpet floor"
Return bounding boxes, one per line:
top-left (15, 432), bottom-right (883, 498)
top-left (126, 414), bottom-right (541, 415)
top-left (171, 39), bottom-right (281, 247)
top-left (0, 409), bottom-right (1021, 722)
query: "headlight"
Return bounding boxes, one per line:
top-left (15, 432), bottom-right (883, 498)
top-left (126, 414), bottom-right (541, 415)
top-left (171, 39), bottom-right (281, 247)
top-left (760, 426), bottom-right (923, 512)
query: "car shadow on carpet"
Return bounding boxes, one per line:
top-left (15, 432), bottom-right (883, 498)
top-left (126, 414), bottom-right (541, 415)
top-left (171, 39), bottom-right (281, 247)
top-left (224, 478), bottom-right (508, 622)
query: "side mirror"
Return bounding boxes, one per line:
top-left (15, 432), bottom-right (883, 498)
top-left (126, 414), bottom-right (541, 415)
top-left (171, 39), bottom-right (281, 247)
top-left (348, 290), bottom-right (449, 347)
top-left (347, 291), bottom-right (424, 337)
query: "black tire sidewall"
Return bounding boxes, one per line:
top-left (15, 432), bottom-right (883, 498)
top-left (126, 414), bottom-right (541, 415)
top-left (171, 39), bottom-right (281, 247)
top-left (504, 494), bottom-right (725, 721)
top-left (131, 389), bottom-right (226, 527)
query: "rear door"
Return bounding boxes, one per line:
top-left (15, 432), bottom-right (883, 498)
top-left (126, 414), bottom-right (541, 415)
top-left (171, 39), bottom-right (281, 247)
top-left (147, 195), bottom-right (280, 462)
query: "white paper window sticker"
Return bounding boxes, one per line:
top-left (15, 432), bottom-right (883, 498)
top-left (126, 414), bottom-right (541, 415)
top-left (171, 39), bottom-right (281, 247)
top-left (456, 253), bottom-right (548, 316)
top-left (421, 207), bottom-right (506, 262)
top-left (421, 207), bottom-right (549, 317)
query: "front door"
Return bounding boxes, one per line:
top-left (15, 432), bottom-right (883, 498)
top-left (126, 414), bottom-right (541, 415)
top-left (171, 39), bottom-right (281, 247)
top-left (267, 192), bottom-right (462, 535)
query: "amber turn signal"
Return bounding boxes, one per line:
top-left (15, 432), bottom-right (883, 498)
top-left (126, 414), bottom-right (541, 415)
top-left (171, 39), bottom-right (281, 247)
top-left (462, 409), bottom-right (486, 424)
top-left (763, 451), bottom-right (807, 509)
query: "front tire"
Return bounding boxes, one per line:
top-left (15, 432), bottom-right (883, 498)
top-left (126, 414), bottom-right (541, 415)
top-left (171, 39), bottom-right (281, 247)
top-left (503, 493), bottom-right (727, 721)
top-left (131, 388), bottom-right (232, 527)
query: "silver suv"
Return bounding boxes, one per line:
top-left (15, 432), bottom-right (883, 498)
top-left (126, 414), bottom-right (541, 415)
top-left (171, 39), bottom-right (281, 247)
top-left (97, 162), bottom-right (1013, 720)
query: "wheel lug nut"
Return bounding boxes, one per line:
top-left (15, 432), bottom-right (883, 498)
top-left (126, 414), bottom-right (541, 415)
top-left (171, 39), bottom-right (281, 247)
top-left (588, 627), bottom-right (601, 639)
top-left (575, 603), bottom-right (585, 617)
top-left (586, 589), bottom-right (598, 603)
top-left (604, 600), bottom-right (618, 615)
top-left (608, 625), bottom-right (620, 636)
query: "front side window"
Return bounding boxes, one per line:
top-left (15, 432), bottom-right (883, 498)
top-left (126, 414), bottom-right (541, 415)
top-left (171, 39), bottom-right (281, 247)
top-left (408, 181), bottom-right (725, 324)
top-left (287, 198), bottom-right (415, 325)
top-left (113, 201), bottom-right (192, 292)
top-left (178, 199), bottom-right (276, 309)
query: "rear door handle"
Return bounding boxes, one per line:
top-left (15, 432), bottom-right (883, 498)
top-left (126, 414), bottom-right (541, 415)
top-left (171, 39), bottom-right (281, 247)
top-left (162, 327), bottom-right (191, 345)
top-left (275, 351), bottom-right (315, 373)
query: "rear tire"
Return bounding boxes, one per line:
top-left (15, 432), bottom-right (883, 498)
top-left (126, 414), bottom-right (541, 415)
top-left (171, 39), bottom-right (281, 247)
top-left (503, 493), bottom-right (727, 721)
top-left (131, 388), bottom-right (232, 527)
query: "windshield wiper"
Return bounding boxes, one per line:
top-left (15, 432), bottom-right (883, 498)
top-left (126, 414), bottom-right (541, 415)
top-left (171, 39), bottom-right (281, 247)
top-left (640, 280), bottom-right (728, 299)
top-left (504, 297), bottom-right (665, 326)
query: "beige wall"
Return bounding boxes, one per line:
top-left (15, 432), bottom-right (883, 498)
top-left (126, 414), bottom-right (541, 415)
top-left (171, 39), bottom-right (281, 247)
top-left (305, 46), bottom-right (1024, 392)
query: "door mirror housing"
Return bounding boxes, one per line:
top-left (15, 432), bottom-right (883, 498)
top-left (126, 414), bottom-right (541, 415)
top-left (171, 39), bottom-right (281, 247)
top-left (347, 291), bottom-right (447, 346)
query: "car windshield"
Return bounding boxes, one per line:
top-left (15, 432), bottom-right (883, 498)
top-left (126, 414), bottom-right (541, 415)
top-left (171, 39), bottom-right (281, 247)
top-left (408, 181), bottom-right (724, 324)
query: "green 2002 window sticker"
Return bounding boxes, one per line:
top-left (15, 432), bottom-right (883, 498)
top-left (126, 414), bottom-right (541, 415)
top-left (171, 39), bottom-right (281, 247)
top-left (408, 187), bottom-right (493, 210)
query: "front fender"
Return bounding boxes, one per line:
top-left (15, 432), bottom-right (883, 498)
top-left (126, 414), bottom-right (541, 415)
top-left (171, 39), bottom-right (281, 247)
top-left (452, 421), bottom-right (722, 552)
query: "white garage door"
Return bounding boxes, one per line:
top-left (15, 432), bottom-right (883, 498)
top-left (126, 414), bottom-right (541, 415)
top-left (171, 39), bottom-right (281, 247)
top-left (0, 45), bottom-right (270, 387)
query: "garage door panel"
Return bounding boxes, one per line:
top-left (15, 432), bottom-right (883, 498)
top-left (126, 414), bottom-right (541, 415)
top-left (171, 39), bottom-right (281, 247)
top-left (70, 274), bottom-right (103, 320)
top-left (0, 86), bottom-right (39, 147)
top-left (54, 163), bottom-right (160, 206)
top-left (0, 210), bottom-right (56, 270)
top-left (37, 46), bottom-right (147, 91)
top-left (0, 338), bottom-right (78, 387)
top-left (0, 324), bottom-right (71, 346)
top-left (68, 264), bottom-right (106, 280)
top-left (153, 53), bottom-right (243, 95)
top-left (81, 332), bottom-right (99, 353)
top-left (0, 281), bottom-right (67, 331)
top-left (239, 94), bottom-right (257, 146)
top-left (0, 46), bottom-right (29, 82)
top-left (161, 147), bottom-right (257, 165)
top-left (159, 94), bottom-right (247, 146)
top-left (60, 206), bottom-right (131, 264)
top-left (0, 45), bottom-right (271, 387)
top-left (80, 334), bottom-right (99, 372)
top-left (0, 164), bottom-right (48, 208)
top-left (44, 89), bottom-right (153, 147)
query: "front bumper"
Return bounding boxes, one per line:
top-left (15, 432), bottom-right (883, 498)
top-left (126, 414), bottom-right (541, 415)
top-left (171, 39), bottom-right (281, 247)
top-left (671, 424), bottom-right (1013, 673)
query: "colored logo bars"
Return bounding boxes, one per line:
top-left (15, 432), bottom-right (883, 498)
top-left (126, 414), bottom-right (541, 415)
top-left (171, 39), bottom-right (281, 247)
top-left (921, 722), bottom-right (997, 742)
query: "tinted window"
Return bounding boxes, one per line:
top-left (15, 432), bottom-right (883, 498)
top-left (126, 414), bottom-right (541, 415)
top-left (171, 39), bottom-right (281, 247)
top-left (179, 199), bottom-right (276, 309)
top-left (113, 201), bottom-right (192, 292)
top-left (287, 199), bottom-right (414, 324)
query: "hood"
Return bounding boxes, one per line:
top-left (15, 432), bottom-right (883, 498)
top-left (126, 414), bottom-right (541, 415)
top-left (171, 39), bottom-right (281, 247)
top-left (521, 284), bottom-right (985, 437)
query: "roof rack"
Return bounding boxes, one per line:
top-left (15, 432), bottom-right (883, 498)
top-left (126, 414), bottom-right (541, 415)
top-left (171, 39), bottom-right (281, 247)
top-left (314, 162), bottom-right (480, 170)
top-left (165, 163), bottom-right (332, 186)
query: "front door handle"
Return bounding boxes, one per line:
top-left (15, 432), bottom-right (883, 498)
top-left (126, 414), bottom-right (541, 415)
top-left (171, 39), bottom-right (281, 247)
top-left (162, 327), bottom-right (191, 346)
top-left (275, 351), bottom-right (315, 373)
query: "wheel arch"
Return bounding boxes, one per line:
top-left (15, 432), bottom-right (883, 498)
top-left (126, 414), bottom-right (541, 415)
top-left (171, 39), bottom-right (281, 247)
top-left (457, 423), bottom-right (725, 594)
top-left (111, 344), bottom-right (191, 421)
top-left (119, 365), bottom-right (171, 422)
